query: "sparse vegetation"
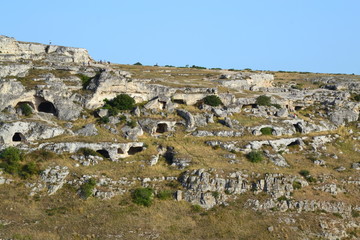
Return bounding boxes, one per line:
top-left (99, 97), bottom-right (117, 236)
top-left (80, 178), bottom-right (96, 199)
top-left (156, 190), bottom-right (173, 200)
top-left (132, 187), bottom-right (154, 206)
top-left (246, 150), bottom-right (263, 163)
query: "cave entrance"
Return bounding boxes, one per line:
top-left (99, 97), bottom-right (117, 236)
top-left (293, 123), bottom-right (302, 133)
top-left (96, 149), bottom-right (110, 159)
top-left (156, 123), bottom-right (168, 133)
top-left (117, 148), bottom-right (124, 154)
top-left (12, 132), bottom-right (26, 142)
top-left (287, 140), bottom-right (301, 147)
top-left (160, 101), bottom-right (166, 110)
top-left (173, 99), bottom-right (185, 105)
top-left (127, 147), bottom-right (143, 155)
top-left (294, 106), bottom-right (303, 111)
top-left (38, 101), bottom-right (57, 115)
top-left (242, 104), bottom-right (257, 109)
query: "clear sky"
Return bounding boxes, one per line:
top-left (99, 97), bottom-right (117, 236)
top-left (1, 0), bottom-right (359, 74)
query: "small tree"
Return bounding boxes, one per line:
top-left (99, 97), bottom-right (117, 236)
top-left (133, 62), bottom-right (142, 66)
top-left (256, 95), bottom-right (271, 106)
top-left (203, 95), bottom-right (223, 107)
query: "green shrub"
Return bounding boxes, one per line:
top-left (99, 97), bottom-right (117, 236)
top-left (203, 95), bottom-right (223, 107)
top-left (271, 103), bottom-right (281, 109)
top-left (212, 191), bottom-right (220, 199)
top-left (103, 94), bottom-right (135, 113)
top-left (77, 73), bottom-right (95, 89)
top-left (156, 190), bottom-right (173, 200)
top-left (246, 150), bottom-right (263, 163)
top-left (20, 103), bottom-right (32, 116)
top-left (98, 116), bottom-right (110, 124)
top-left (127, 120), bottom-right (137, 128)
top-left (299, 170), bottom-right (310, 177)
top-left (133, 62), bottom-right (142, 66)
top-left (260, 127), bottom-right (273, 135)
top-left (277, 196), bottom-right (288, 201)
top-left (292, 181), bottom-right (302, 190)
top-left (0, 147), bottom-right (23, 174)
top-left (353, 94), bottom-right (360, 102)
top-left (80, 178), bottom-right (96, 199)
top-left (132, 187), bottom-right (154, 207)
top-left (352, 210), bottom-right (360, 218)
top-left (256, 95), bottom-right (271, 106)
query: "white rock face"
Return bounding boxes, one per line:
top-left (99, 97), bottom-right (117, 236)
top-left (0, 35), bottom-right (92, 63)
top-left (0, 63), bottom-right (32, 78)
top-left (39, 141), bottom-right (145, 160)
top-left (220, 72), bottom-right (274, 90)
top-left (0, 121), bottom-right (66, 145)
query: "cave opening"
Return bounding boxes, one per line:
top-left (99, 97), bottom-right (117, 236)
top-left (127, 147), bottom-right (143, 155)
top-left (96, 149), bottom-right (110, 159)
top-left (12, 132), bottom-right (26, 142)
top-left (156, 123), bottom-right (168, 133)
top-left (38, 101), bottom-right (57, 115)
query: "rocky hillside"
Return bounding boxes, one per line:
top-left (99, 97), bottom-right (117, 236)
top-left (1, 35), bottom-right (360, 239)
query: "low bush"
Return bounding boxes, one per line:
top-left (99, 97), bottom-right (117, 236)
top-left (98, 116), bottom-right (110, 124)
top-left (133, 62), bottom-right (142, 66)
top-left (260, 127), bottom-right (273, 135)
top-left (103, 94), bottom-right (135, 116)
top-left (256, 95), bottom-right (271, 106)
top-left (127, 120), bottom-right (137, 128)
top-left (20, 103), bottom-right (33, 116)
top-left (132, 187), bottom-right (154, 206)
top-left (203, 95), bottom-right (223, 107)
top-left (80, 178), bottom-right (96, 199)
top-left (0, 147), bottom-right (39, 178)
top-left (246, 151), bottom-right (263, 163)
top-left (292, 181), bottom-right (302, 190)
top-left (78, 148), bottom-right (100, 157)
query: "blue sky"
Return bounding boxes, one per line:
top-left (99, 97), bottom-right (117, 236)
top-left (1, 0), bottom-right (359, 74)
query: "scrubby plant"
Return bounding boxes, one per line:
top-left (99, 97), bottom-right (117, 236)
top-left (260, 127), bottom-right (273, 135)
top-left (246, 150), bottom-right (263, 163)
top-left (0, 147), bottom-right (23, 174)
top-left (292, 181), bottom-right (302, 190)
top-left (256, 95), bottom-right (271, 106)
top-left (127, 120), bottom-right (137, 128)
top-left (299, 170), bottom-right (316, 183)
top-left (191, 204), bottom-right (202, 212)
top-left (98, 116), bottom-right (110, 124)
top-left (271, 103), bottom-right (281, 109)
top-left (352, 94), bottom-right (360, 102)
top-left (156, 190), bottom-right (173, 200)
top-left (133, 62), bottom-right (142, 66)
top-left (0, 147), bottom-right (40, 178)
top-left (132, 187), bottom-right (154, 206)
top-left (202, 95), bottom-right (223, 107)
top-left (20, 103), bottom-right (33, 116)
top-left (80, 178), bottom-right (96, 199)
top-left (103, 94), bottom-right (135, 116)
top-left (20, 162), bottom-right (40, 179)
top-left (78, 148), bottom-right (100, 157)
